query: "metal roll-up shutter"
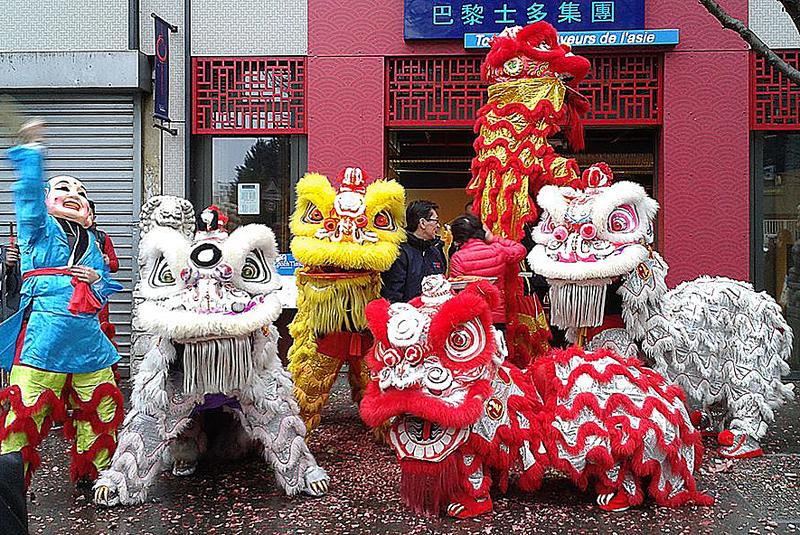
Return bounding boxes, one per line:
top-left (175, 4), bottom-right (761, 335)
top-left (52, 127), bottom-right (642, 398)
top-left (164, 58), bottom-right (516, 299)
top-left (0, 93), bottom-right (139, 373)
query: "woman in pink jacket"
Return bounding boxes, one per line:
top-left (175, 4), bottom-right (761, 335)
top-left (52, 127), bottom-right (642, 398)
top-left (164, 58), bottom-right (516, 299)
top-left (449, 213), bottom-right (527, 328)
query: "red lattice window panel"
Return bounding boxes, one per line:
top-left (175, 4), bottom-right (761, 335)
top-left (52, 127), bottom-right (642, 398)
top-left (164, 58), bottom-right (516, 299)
top-left (751, 51), bottom-right (800, 130)
top-left (193, 57), bottom-right (306, 134)
top-left (386, 54), bottom-right (662, 127)
top-left (386, 57), bottom-right (486, 127)
top-left (581, 54), bottom-right (661, 125)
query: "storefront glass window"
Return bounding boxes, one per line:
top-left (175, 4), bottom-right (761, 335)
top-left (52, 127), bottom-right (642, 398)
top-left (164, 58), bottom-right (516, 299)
top-left (753, 132), bottom-right (800, 371)
top-left (210, 137), bottom-right (304, 252)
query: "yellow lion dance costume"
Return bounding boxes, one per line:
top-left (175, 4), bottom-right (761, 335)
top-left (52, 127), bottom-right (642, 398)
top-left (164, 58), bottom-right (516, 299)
top-left (288, 167), bottom-right (405, 432)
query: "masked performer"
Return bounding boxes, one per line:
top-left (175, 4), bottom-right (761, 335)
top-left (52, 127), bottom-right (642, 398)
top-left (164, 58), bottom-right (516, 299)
top-left (0, 122), bottom-right (124, 487)
top-left (288, 167), bottom-right (405, 433)
top-left (94, 205), bottom-right (329, 506)
top-left (361, 275), bottom-right (712, 518)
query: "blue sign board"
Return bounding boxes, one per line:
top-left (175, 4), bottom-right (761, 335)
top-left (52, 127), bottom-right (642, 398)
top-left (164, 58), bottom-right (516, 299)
top-left (464, 28), bottom-right (679, 48)
top-left (405, 0), bottom-right (645, 39)
top-left (275, 253), bottom-right (303, 276)
top-left (153, 15), bottom-right (172, 121)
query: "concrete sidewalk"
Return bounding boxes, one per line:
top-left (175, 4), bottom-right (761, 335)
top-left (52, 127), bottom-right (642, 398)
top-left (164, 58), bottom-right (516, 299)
top-left (25, 381), bottom-right (800, 535)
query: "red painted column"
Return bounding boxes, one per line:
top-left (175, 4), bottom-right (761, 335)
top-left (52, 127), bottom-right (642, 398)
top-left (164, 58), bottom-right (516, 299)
top-left (649, 0), bottom-right (750, 284)
top-left (307, 0), bottom-right (465, 180)
top-left (306, 56), bottom-right (385, 179)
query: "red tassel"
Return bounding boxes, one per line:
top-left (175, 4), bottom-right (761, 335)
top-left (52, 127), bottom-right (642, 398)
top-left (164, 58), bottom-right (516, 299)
top-left (68, 278), bottom-right (103, 315)
top-left (66, 382), bottom-right (124, 436)
top-left (70, 433), bottom-right (117, 482)
top-left (399, 455), bottom-right (464, 516)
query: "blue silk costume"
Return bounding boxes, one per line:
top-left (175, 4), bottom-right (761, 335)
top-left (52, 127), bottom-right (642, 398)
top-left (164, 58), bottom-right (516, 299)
top-left (0, 144), bottom-right (122, 372)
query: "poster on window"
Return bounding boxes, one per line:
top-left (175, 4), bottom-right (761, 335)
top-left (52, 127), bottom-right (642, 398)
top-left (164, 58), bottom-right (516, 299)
top-left (237, 183), bottom-right (261, 215)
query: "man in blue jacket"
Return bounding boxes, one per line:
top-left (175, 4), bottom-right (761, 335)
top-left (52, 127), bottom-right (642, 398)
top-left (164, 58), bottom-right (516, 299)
top-left (381, 200), bottom-right (446, 303)
top-left (0, 121), bottom-right (124, 488)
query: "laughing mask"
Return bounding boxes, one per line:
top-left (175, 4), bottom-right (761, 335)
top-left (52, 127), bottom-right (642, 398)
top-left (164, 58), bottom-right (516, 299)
top-left (46, 175), bottom-right (92, 228)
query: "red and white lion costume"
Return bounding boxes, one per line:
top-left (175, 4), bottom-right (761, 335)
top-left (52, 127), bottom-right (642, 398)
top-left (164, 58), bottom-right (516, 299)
top-left (360, 276), bottom-right (712, 518)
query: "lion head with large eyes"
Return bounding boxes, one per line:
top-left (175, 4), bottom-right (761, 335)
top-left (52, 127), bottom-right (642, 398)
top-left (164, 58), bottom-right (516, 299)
top-left (483, 22), bottom-right (590, 87)
top-left (360, 276), bottom-right (505, 459)
top-left (137, 223), bottom-right (282, 343)
top-left (528, 163), bottom-right (658, 282)
top-left (290, 167), bottom-right (406, 273)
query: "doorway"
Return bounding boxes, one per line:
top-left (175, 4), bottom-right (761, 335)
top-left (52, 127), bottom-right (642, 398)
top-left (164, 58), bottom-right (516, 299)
top-left (387, 127), bottom-right (659, 228)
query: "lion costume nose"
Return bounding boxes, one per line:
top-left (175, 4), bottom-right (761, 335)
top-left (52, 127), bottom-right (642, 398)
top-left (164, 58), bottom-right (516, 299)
top-left (190, 242), bottom-right (223, 269)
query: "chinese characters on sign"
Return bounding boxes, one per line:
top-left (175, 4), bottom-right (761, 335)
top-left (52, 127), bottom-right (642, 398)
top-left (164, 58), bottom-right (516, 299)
top-left (405, 0), bottom-right (644, 39)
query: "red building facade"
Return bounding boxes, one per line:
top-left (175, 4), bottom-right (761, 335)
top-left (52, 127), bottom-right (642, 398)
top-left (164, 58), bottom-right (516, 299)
top-left (303, 0), bottom-right (751, 286)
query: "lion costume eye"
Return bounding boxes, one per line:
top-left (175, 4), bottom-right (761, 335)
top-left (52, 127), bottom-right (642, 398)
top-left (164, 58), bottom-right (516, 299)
top-left (503, 57), bottom-right (523, 76)
top-left (444, 320), bottom-right (486, 362)
top-left (607, 205), bottom-right (638, 233)
top-left (302, 204), bottom-right (324, 224)
top-left (242, 250), bottom-right (271, 283)
top-left (150, 257), bottom-right (176, 287)
top-left (373, 210), bottom-right (396, 231)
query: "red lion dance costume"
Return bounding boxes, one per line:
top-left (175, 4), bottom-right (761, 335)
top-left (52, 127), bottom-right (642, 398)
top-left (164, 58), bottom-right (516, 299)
top-left (361, 275), bottom-right (712, 518)
top-left (465, 22), bottom-right (590, 367)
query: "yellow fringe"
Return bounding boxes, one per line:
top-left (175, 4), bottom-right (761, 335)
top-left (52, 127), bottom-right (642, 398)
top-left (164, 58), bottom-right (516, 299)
top-left (287, 271), bottom-right (382, 433)
top-left (290, 173), bottom-right (406, 271)
top-left (292, 271), bottom-right (381, 336)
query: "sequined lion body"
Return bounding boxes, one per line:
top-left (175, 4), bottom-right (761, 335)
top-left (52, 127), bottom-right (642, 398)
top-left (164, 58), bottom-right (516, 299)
top-left (361, 276), bottom-right (712, 519)
top-left (288, 168), bottom-right (405, 432)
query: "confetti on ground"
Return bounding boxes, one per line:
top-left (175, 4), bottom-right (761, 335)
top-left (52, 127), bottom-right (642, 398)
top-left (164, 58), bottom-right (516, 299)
top-left (24, 379), bottom-right (800, 535)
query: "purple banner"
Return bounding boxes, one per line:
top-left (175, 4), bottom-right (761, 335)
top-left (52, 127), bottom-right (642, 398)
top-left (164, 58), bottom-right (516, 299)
top-left (154, 15), bottom-right (171, 121)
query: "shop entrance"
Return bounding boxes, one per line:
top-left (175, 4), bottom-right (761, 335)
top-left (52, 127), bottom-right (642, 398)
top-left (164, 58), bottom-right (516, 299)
top-left (387, 128), bottom-right (659, 228)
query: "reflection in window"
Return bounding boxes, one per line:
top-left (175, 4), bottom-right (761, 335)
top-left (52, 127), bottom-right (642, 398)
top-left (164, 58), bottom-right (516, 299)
top-left (755, 132), bottom-right (800, 370)
top-left (212, 137), bottom-right (292, 250)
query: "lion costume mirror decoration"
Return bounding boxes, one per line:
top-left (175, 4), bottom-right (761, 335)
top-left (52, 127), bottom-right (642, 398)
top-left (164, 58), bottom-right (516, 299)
top-left (94, 204), bottom-right (329, 506)
top-left (360, 275), bottom-right (712, 518)
top-left (529, 163), bottom-right (795, 459)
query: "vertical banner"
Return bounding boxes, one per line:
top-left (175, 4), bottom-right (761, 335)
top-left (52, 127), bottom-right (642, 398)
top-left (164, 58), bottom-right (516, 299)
top-left (154, 15), bottom-right (171, 121)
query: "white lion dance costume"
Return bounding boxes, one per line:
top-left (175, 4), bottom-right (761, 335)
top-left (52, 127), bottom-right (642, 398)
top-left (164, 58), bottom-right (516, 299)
top-left (94, 206), bottom-right (329, 506)
top-left (361, 275), bottom-right (712, 518)
top-left (528, 163), bottom-right (795, 459)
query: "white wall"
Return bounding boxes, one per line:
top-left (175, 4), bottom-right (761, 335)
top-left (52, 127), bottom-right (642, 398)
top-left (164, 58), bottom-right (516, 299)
top-left (750, 0), bottom-right (800, 48)
top-left (0, 0), bottom-right (129, 52)
top-left (140, 0), bottom-right (187, 197)
top-left (191, 0), bottom-right (307, 56)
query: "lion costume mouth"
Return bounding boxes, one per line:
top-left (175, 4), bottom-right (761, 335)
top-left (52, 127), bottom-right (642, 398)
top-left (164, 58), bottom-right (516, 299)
top-left (389, 416), bottom-right (470, 462)
top-left (176, 335), bottom-right (255, 395)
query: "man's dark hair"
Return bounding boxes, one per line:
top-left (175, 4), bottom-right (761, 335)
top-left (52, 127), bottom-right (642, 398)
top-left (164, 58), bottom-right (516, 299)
top-left (450, 213), bottom-right (486, 244)
top-left (88, 199), bottom-right (96, 215)
top-left (406, 200), bottom-right (438, 232)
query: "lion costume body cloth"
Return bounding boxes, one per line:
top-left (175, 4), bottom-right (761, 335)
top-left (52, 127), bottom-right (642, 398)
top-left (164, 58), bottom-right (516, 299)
top-left (93, 206), bottom-right (329, 506)
top-left (467, 22), bottom-right (593, 367)
top-left (360, 276), bottom-right (712, 519)
top-left (288, 167), bottom-right (405, 432)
